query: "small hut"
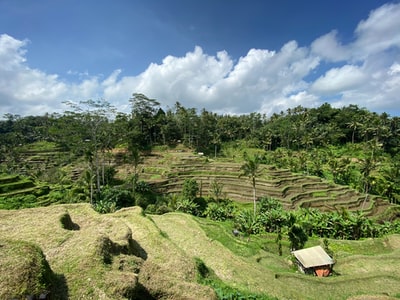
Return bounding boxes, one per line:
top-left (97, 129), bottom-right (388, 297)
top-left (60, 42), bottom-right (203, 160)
top-left (291, 245), bottom-right (334, 277)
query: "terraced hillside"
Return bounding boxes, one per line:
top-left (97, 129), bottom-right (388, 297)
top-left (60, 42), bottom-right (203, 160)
top-left (130, 150), bottom-right (393, 218)
top-left (0, 174), bottom-right (51, 208)
top-left (15, 141), bottom-right (69, 176)
top-left (2, 144), bottom-right (394, 217)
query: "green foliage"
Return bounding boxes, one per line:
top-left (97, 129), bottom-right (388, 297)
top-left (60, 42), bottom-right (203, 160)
top-left (240, 153), bottom-right (262, 216)
top-left (209, 179), bottom-right (225, 201)
top-left (92, 186), bottom-right (134, 213)
top-left (134, 192), bottom-right (155, 209)
top-left (132, 181), bottom-right (156, 210)
top-left (176, 198), bottom-right (199, 215)
top-left (288, 223), bottom-right (308, 250)
top-left (102, 165), bottom-right (117, 186)
top-left (135, 180), bottom-right (150, 194)
top-left (258, 197), bottom-right (282, 213)
top-left (93, 198), bottom-right (117, 214)
top-left (204, 200), bottom-right (236, 221)
top-left (0, 194), bottom-right (37, 209)
top-left (46, 190), bottom-right (65, 202)
top-left (234, 209), bottom-right (263, 236)
top-left (209, 280), bottom-right (277, 300)
top-left (182, 178), bottom-right (199, 201)
top-left (101, 186), bottom-right (133, 208)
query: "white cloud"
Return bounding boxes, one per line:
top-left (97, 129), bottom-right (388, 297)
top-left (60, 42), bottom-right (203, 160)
top-left (0, 34), bottom-right (72, 114)
top-left (353, 3), bottom-right (400, 58)
top-left (0, 34), bottom-right (27, 70)
top-left (1, 2), bottom-right (400, 117)
top-left (388, 62), bottom-right (400, 75)
top-left (311, 30), bottom-right (350, 62)
top-left (311, 65), bottom-right (367, 95)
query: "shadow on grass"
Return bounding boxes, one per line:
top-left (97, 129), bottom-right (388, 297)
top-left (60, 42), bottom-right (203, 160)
top-left (51, 273), bottom-right (69, 300)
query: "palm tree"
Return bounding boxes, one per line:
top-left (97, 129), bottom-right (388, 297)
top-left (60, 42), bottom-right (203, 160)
top-left (346, 120), bottom-right (362, 144)
top-left (239, 154), bottom-right (262, 217)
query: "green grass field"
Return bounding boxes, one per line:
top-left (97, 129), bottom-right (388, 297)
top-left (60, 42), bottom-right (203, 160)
top-left (1, 204), bottom-right (400, 299)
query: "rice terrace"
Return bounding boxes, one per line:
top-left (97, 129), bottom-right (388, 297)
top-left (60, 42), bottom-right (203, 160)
top-left (1, 99), bottom-right (400, 299)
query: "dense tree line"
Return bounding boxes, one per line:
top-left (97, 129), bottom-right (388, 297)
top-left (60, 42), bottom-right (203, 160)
top-left (2, 99), bottom-right (400, 154)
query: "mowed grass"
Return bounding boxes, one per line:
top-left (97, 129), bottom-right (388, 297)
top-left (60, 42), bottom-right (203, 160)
top-left (0, 204), bottom-right (215, 299)
top-left (151, 212), bottom-right (400, 300)
top-left (1, 204), bottom-right (400, 299)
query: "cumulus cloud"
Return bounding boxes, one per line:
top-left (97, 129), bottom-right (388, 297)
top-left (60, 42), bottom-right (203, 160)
top-left (1, 2), bottom-right (400, 117)
top-left (0, 34), bottom-right (68, 114)
top-left (120, 41), bottom-right (320, 114)
top-left (311, 30), bottom-right (350, 62)
top-left (354, 3), bottom-right (400, 58)
top-left (311, 65), bottom-right (367, 95)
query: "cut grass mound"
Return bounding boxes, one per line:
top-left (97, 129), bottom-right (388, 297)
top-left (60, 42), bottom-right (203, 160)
top-left (113, 207), bottom-right (218, 300)
top-left (0, 204), bottom-right (217, 299)
top-left (0, 239), bottom-right (54, 299)
top-left (2, 204), bottom-right (400, 299)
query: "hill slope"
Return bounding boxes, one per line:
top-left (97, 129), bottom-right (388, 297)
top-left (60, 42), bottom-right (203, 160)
top-left (123, 149), bottom-right (394, 219)
top-left (1, 204), bottom-right (400, 299)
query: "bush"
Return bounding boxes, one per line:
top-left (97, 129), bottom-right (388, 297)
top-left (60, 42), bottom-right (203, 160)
top-left (234, 209), bottom-right (263, 236)
top-left (182, 178), bottom-right (199, 201)
top-left (0, 194), bottom-right (37, 209)
top-left (135, 181), bottom-right (150, 194)
top-left (176, 198), bottom-right (199, 215)
top-left (258, 197), bottom-right (282, 213)
top-left (204, 200), bottom-right (236, 221)
top-left (135, 193), bottom-right (155, 209)
top-left (93, 199), bottom-right (117, 214)
top-left (156, 205), bottom-right (173, 214)
top-left (47, 190), bottom-right (65, 202)
top-left (101, 186), bottom-right (134, 208)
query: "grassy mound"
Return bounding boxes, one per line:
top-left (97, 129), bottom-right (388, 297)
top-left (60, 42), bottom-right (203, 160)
top-left (0, 204), bottom-right (400, 299)
top-left (0, 204), bottom-right (216, 299)
top-left (0, 239), bottom-right (54, 299)
top-left (151, 212), bottom-right (400, 299)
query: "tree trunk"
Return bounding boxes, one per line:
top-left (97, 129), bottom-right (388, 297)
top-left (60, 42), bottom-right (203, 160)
top-left (252, 177), bottom-right (256, 217)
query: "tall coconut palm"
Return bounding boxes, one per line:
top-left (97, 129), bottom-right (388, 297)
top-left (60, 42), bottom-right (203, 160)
top-left (239, 154), bottom-right (262, 217)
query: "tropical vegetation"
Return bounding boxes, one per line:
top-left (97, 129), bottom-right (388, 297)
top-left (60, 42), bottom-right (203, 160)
top-left (1, 95), bottom-right (400, 299)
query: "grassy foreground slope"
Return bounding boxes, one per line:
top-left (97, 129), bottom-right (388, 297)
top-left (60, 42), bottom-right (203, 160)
top-left (1, 204), bottom-right (400, 299)
top-left (152, 213), bottom-right (400, 300)
top-left (0, 204), bottom-right (215, 299)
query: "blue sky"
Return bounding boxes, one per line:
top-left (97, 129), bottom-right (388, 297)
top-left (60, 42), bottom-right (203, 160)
top-left (1, 0), bottom-right (399, 117)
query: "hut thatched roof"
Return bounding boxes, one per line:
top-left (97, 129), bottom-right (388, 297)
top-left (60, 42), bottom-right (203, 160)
top-left (292, 246), bottom-right (334, 268)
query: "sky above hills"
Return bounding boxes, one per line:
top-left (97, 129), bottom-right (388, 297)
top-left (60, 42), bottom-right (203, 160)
top-left (1, 0), bottom-right (400, 117)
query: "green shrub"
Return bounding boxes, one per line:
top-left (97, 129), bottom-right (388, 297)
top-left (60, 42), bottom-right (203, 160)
top-left (47, 190), bottom-right (65, 202)
top-left (182, 178), bottom-right (199, 201)
top-left (156, 204), bottom-right (173, 214)
top-left (234, 209), bottom-right (263, 236)
top-left (93, 199), bottom-right (117, 214)
top-left (0, 194), bottom-right (37, 209)
top-left (135, 193), bottom-right (155, 209)
top-left (176, 198), bottom-right (199, 215)
top-left (101, 186), bottom-right (133, 208)
top-left (204, 201), bottom-right (236, 221)
top-left (135, 181), bottom-right (150, 194)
